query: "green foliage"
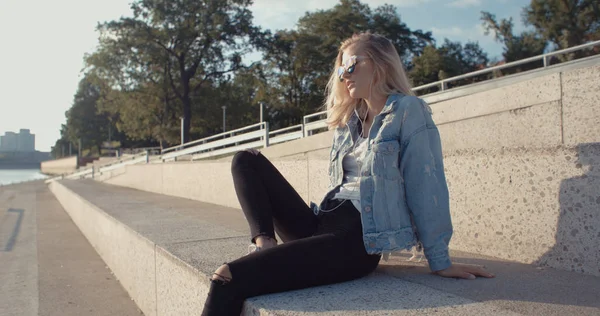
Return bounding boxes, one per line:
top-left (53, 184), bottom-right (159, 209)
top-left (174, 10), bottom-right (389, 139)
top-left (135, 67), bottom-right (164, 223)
top-left (50, 125), bottom-right (72, 158)
top-left (191, 67), bottom-right (264, 136)
top-left (482, 0), bottom-right (599, 71)
top-left (410, 39), bottom-right (489, 93)
top-left (410, 46), bottom-right (446, 89)
top-left (63, 75), bottom-right (112, 156)
top-left (523, 0), bottom-right (600, 60)
top-left (481, 11), bottom-right (547, 64)
top-left (259, 0), bottom-right (434, 128)
top-left (89, 0), bottom-right (261, 143)
top-left (53, 0), bottom-right (600, 152)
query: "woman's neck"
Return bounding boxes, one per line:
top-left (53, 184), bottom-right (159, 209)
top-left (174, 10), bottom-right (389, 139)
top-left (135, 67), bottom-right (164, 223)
top-left (364, 94), bottom-right (387, 121)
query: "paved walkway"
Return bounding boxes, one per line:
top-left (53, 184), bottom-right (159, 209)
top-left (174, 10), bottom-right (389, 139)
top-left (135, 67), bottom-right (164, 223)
top-left (0, 181), bottom-right (142, 316)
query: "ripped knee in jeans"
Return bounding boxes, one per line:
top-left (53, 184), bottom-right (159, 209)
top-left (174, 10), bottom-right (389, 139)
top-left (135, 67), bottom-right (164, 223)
top-left (211, 264), bottom-right (232, 285)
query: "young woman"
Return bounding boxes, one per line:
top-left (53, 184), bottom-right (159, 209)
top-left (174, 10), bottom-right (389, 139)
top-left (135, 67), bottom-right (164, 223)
top-left (201, 32), bottom-right (494, 316)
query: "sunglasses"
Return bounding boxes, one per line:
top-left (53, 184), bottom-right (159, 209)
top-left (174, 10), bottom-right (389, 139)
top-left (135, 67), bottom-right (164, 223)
top-left (337, 55), bottom-right (367, 81)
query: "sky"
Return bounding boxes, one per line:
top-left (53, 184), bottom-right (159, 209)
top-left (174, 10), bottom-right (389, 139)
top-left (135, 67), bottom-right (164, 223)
top-left (0, 0), bottom-right (529, 152)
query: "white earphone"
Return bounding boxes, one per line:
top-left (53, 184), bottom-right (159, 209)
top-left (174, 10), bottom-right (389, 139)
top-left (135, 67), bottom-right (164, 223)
top-left (319, 107), bottom-right (369, 213)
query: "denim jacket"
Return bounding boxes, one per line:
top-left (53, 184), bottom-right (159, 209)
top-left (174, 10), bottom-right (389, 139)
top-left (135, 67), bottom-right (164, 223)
top-left (312, 93), bottom-right (453, 272)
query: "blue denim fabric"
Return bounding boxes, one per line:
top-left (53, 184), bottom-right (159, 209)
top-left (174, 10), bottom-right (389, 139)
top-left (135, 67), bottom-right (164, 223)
top-left (313, 93), bottom-right (453, 271)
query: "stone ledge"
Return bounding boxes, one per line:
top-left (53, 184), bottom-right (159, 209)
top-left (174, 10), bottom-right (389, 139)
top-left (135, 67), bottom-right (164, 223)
top-left (49, 180), bottom-right (600, 315)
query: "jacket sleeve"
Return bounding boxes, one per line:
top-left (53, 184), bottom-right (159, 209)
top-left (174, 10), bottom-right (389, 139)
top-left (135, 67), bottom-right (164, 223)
top-left (399, 100), bottom-right (453, 272)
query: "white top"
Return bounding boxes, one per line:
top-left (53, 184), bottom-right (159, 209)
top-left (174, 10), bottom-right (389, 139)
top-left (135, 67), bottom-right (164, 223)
top-left (333, 136), bottom-right (369, 211)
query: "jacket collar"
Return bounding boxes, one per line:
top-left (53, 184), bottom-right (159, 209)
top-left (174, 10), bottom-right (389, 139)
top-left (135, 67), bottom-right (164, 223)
top-left (346, 93), bottom-right (404, 132)
top-left (379, 93), bottom-right (403, 115)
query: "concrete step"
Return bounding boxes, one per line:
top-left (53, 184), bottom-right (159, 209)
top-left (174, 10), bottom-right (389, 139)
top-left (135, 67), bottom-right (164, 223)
top-left (0, 181), bottom-right (142, 316)
top-left (48, 179), bottom-right (600, 316)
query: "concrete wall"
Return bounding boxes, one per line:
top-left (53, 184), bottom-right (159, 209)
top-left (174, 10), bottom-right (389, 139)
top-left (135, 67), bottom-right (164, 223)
top-left (99, 63), bottom-right (600, 276)
top-left (83, 157), bottom-right (118, 168)
top-left (42, 156), bottom-right (119, 175)
top-left (41, 156), bottom-right (78, 175)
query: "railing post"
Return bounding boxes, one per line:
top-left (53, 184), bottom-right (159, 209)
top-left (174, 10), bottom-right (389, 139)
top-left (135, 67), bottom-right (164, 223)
top-left (260, 102), bottom-right (264, 123)
top-left (543, 55), bottom-right (548, 67)
top-left (233, 132), bottom-right (239, 146)
top-left (302, 117), bottom-right (307, 138)
top-left (145, 150), bottom-right (149, 163)
top-left (301, 123), bottom-right (306, 138)
top-left (264, 122), bottom-right (270, 148)
top-left (441, 81), bottom-right (447, 91)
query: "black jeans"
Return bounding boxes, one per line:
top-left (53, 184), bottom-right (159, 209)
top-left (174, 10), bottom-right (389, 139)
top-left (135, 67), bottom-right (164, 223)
top-left (201, 151), bottom-right (381, 316)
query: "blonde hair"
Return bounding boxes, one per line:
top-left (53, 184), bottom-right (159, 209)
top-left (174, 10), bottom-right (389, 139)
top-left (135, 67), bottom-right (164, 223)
top-left (324, 32), bottom-right (414, 129)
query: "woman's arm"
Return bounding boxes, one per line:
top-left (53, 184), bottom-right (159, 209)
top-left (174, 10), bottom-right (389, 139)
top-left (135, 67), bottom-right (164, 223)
top-left (399, 98), bottom-right (493, 279)
top-left (400, 125), bottom-right (453, 272)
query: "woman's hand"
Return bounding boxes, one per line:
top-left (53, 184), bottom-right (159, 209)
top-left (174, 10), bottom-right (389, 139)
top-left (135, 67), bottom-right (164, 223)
top-left (434, 263), bottom-right (495, 280)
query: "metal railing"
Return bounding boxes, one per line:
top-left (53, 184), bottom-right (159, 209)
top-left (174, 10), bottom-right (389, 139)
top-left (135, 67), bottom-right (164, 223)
top-left (98, 152), bottom-right (150, 173)
top-left (120, 146), bottom-right (161, 156)
top-left (161, 122), bottom-right (269, 162)
top-left (269, 124), bottom-right (304, 145)
top-left (45, 40), bottom-right (599, 182)
top-left (66, 167), bottom-right (94, 179)
top-left (303, 111), bottom-right (328, 137)
top-left (412, 40), bottom-right (600, 93)
top-left (44, 152), bottom-right (150, 183)
top-left (158, 40), bottom-right (600, 160)
top-left (45, 167), bottom-right (94, 183)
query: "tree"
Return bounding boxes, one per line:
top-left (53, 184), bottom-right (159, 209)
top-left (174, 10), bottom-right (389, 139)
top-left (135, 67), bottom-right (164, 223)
top-left (410, 45), bottom-right (445, 89)
top-left (409, 40), bottom-right (489, 93)
top-left (192, 66), bottom-right (265, 135)
top-left (481, 11), bottom-right (547, 71)
top-left (440, 40), bottom-right (488, 76)
top-left (296, 0), bottom-right (433, 67)
top-left (258, 0), bottom-right (434, 126)
top-left (95, 0), bottom-right (261, 143)
top-left (220, 66), bottom-right (267, 130)
top-left (523, 0), bottom-right (600, 60)
top-left (50, 124), bottom-right (72, 158)
top-left (88, 56), bottom-right (180, 148)
top-left (102, 85), bottom-right (180, 149)
top-left (258, 30), bottom-right (327, 128)
top-left (64, 75), bottom-right (112, 156)
top-left (85, 18), bottom-right (183, 149)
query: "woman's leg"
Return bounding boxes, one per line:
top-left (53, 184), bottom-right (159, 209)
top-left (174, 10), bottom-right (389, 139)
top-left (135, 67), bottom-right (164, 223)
top-left (201, 200), bottom-right (381, 316)
top-left (231, 150), bottom-right (318, 243)
top-left (210, 150), bottom-right (320, 290)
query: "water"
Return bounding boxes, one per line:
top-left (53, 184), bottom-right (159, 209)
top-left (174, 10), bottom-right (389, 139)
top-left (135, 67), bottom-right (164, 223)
top-left (0, 169), bottom-right (48, 186)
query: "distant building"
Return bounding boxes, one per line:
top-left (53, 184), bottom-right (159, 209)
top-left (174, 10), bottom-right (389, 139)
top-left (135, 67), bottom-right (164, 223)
top-left (1, 132), bottom-right (17, 151)
top-left (0, 129), bottom-right (35, 152)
